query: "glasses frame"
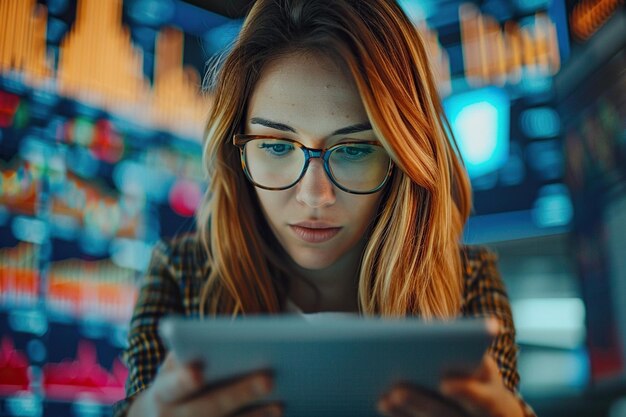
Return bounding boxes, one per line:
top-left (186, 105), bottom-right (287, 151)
top-left (233, 134), bottom-right (394, 195)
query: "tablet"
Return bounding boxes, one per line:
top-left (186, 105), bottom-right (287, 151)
top-left (159, 315), bottom-right (494, 417)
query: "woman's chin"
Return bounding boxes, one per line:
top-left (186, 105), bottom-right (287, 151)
top-left (287, 250), bottom-right (341, 271)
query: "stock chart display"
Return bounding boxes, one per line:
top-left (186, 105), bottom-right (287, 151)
top-left (0, 0), bottom-right (580, 415)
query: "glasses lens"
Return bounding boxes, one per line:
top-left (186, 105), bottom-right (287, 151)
top-left (328, 143), bottom-right (391, 192)
top-left (244, 139), bottom-right (305, 188)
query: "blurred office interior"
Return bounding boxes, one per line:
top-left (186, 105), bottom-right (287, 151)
top-left (0, 0), bottom-right (624, 416)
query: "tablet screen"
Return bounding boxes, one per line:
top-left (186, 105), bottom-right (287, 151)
top-left (160, 316), bottom-right (493, 417)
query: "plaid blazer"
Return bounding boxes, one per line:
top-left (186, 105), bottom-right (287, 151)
top-left (112, 233), bottom-right (536, 417)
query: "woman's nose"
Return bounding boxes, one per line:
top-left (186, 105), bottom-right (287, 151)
top-left (295, 159), bottom-right (336, 208)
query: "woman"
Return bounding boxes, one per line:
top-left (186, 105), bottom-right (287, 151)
top-left (114, 0), bottom-right (536, 416)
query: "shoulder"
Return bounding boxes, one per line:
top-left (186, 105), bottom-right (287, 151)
top-left (151, 232), bottom-right (208, 271)
top-left (459, 245), bottom-right (499, 283)
top-left (144, 232), bottom-right (208, 316)
top-left (458, 245), bottom-right (510, 313)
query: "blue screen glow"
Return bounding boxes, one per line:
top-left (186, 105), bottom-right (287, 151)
top-left (443, 86), bottom-right (510, 178)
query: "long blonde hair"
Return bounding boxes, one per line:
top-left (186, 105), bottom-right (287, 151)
top-left (197, 0), bottom-right (472, 318)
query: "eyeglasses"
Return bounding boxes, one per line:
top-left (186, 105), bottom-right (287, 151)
top-left (233, 134), bottom-right (394, 194)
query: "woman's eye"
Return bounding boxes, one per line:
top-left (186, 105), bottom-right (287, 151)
top-left (259, 142), bottom-right (294, 156)
top-left (336, 145), bottom-right (374, 159)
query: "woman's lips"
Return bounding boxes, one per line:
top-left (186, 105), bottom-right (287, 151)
top-left (289, 225), bottom-right (342, 243)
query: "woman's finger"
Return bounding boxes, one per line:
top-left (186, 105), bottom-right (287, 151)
top-left (441, 377), bottom-right (526, 417)
top-left (234, 403), bottom-right (284, 417)
top-left (441, 379), bottom-right (496, 414)
top-left (482, 354), bottom-right (502, 378)
top-left (160, 352), bottom-right (178, 372)
top-left (380, 385), bottom-right (469, 417)
top-left (378, 394), bottom-right (414, 417)
top-left (175, 372), bottom-right (273, 417)
top-left (151, 362), bottom-right (204, 404)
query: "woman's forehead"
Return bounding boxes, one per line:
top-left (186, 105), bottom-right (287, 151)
top-left (246, 53), bottom-right (369, 138)
top-left (253, 53), bottom-right (358, 101)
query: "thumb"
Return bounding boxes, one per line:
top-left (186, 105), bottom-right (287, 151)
top-left (160, 352), bottom-right (178, 373)
top-left (152, 356), bottom-right (204, 404)
top-left (475, 354), bottom-right (501, 382)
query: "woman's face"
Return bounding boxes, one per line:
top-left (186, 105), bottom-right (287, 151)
top-left (244, 52), bottom-right (385, 270)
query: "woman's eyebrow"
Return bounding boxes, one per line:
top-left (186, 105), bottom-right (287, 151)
top-left (250, 117), bottom-right (296, 133)
top-left (249, 117), bottom-right (372, 136)
top-left (331, 122), bottom-right (372, 136)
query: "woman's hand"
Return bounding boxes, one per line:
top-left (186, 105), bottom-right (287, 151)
top-left (377, 354), bottom-right (524, 417)
top-left (128, 352), bottom-right (282, 417)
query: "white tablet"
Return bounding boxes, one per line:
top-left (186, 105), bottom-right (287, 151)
top-left (159, 315), bottom-right (494, 417)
